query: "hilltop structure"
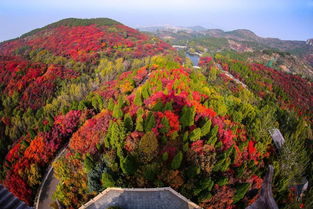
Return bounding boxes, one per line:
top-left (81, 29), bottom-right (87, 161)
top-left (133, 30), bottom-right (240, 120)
top-left (79, 187), bottom-right (201, 209)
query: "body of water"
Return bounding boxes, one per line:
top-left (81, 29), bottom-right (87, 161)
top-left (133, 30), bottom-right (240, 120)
top-left (186, 53), bottom-right (200, 66)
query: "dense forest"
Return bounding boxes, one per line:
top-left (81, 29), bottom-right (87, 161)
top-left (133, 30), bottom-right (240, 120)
top-left (0, 18), bottom-right (312, 209)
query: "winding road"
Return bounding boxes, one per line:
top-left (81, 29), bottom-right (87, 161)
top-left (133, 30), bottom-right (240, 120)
top-left (35, 147), bottom-right (67, 209)
top-left (37, 168), bottom-right (59, 209)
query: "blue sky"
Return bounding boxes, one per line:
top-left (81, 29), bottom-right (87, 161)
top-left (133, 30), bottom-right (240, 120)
top-left (0, 0), bottom-right (312, 42)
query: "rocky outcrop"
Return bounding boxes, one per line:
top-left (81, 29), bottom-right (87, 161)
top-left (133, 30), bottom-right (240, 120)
top-left (306, 39), bottom-right (313, 47)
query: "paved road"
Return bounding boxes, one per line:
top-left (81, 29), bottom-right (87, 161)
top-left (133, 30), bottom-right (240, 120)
top-left (246, 165), bottom-right (279, 209)
top-left (35, 146), bottom-right (68, 209)
top-left (37, 168), bottom-right (59, 209)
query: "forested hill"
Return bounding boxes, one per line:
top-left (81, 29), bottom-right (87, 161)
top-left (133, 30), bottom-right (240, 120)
top-left (0, 18), bottom-right (312, 209)
top-left (0, 17), bottom-right (177, 203)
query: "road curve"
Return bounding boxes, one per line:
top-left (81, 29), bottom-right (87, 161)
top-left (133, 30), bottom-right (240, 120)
top-left (35, 146), bottom-right (67, 209)
top-left (37, 168), bottom-right (59, 209)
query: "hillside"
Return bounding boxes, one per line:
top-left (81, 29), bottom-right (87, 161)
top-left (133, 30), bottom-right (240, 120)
top-left (0, 17), bottom-right (176, 204)
top-left (0, 18), bottom-right (312, 209)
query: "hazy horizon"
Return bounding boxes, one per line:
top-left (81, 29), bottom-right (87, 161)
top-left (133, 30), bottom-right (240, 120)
top-left (1, 0), bottom-right (312, 42)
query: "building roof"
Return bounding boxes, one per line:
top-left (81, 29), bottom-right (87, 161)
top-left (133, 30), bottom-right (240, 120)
top-left (0, 184), bottom-right (33, 209)
top-left (79, 187), bottom-right (201, 209)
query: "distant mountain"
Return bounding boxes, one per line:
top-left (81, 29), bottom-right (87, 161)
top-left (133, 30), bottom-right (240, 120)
top-left (209, 29), bottom-right (261, 42)
top-left (139, 25), bottom-right (187, 33)
top-left (139, 25), bottom-right (313, 55)
top-left (138, 25), bottom-right (207, 33)
top-left (205, 29), bottom-right (313, 56)
top-left (139, 25), bottom-right (313, 79)
top-left (186, 25), bottom-right (207, 32)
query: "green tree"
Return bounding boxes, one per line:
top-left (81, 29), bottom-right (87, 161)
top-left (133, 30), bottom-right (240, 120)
top-left (135, 108), bottom-right (144, 131)
top-left (120, 155), bottom-right (137, 175)
top-left (233, 183), bottom-right (250, 203)
top-left (108, 98), bottom-right (115, 111)
top-left (160, 117), bottom-right (170, 134)
top-left (138, 132), bottom-right (158, 163)
top-left (141, 87), bottom-right (150, 100)
top-left (123, 113), bottom-right (133, 132)
top-left (201, 119), bottom-right (212, 137)
top-left (144, 112), bottom-right (155, 132)
top-left (25, 163), bottom-right (42, 187)
top-left (112, 103), bottom-right (123, 119)
top-left (91, 94), bottom-right (104, 111)
top-left (134, 91), bottom-right (143, 106)
top-left (101, 172), bottom-right (115, 188)
top-left (104, 121), bottom-right (126, 150)
top-left (190, 128), bottom-right (202, 141)
top-left (171, 151), bottom-right (183, 169)
top-left (84, 155), bottom-right (95, 173)
top-left (208, 66), bottom-right (218, 81)
top-left (180, 106), bottom-right (195, 128)
top-left (162, 152), bottom-right (169, 161)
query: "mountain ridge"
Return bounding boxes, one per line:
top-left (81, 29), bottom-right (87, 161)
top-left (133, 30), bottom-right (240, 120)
top-left (139, 25), bottom-right (308, 42)
top-left (20, 18), bottom-right (122, 39)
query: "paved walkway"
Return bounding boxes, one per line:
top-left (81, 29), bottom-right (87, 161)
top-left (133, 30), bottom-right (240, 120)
top-left (37, 168), bottom-right (59, 209)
